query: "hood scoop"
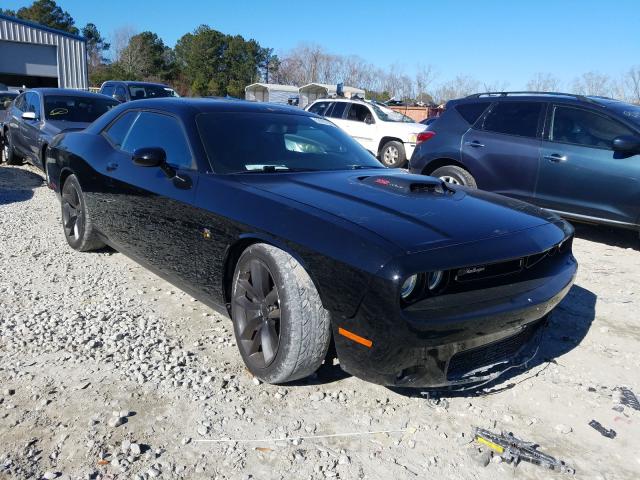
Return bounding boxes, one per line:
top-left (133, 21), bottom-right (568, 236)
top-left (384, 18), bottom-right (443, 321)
top-left (359, 175), bottom-right (454, 195)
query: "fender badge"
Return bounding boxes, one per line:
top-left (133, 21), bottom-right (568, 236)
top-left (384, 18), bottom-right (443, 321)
top-left (201, 228), bottom-right (212, 240)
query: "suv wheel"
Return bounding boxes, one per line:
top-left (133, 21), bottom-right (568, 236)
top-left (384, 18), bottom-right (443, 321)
top-left (431, 165), bottom-right (477, 188)
top-left (231, 243), bottom-right (331, 384)
top-left (380, 141), bottom-right (406, 168)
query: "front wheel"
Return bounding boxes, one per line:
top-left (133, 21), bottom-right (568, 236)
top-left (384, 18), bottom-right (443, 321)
top-left (2, 132), bottom-right (21, 165)
top-left (379, 141), bottom-right (406, 168)
top-left (231, 243), bottom-right (331, 384)
top-left (431, 165), bottom-right (477, 188)
top-left (61, 174), bottom-right (105, 251)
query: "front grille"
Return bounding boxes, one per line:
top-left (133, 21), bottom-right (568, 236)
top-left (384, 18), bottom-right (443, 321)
top-left (446, 321), bottom-right (542, 380)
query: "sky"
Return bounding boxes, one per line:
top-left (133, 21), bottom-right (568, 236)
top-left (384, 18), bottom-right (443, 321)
top-left (3, 0), bottom-right (639, 89)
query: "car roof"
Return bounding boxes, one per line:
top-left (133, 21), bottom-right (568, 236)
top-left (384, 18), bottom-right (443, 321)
top-left (103, 81), bottom-right (172, 88)
top-left (28, 88), bottom-right (115, 99)
top-left (455, 91), bottom-right (620, 108)
top-left (118, 97), bottom-right (314, 116)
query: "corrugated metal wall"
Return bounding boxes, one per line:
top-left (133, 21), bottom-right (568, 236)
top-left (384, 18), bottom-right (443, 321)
top-left (0, 16), bottom-right (87, 89)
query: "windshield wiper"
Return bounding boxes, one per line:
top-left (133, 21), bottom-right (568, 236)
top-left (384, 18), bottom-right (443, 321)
top-left (235, 166), bottom-right (317, 174)
top-left (344, 165), bottom-right (385, 170)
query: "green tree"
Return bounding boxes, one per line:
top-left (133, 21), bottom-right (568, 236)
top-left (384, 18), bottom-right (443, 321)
top-left (4, 0), bottom-right (78, 35)
top-left (83, 23), bottom-right (110, 70)
top-left (175, 25), bottom-right (268, 97)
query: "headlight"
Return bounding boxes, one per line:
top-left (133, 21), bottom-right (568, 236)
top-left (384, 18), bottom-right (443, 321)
top-left (427, 270), bottom-right (444, 291)
top-left (400, 274), bottom-right (418, 299)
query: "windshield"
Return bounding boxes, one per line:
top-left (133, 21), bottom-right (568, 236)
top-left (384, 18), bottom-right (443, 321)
top-left (371, 103), bottom-right (415, 123)
top-left (616, 104), bottom-right (640, 127)
top-left (128, 84), bottom-right (179, 100)
top-left (0, 93), bottom-right (17, 111)
top-left (197, 112), bottom-right (384, 174)
top-left (44, 95), bottom-right (119, 122)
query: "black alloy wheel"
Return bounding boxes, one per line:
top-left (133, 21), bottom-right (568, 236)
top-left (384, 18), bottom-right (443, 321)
top-left (234, 258), bottom-right (281, 368)
top-left (62, 178), bottom-right (85, 243)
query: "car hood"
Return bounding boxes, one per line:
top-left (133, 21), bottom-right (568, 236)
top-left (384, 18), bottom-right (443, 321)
top-left (239, 169), bottom-right (557, 253)
top-left (43, 120), bottom-right (91, 137)
top-left (380, 121), bottom-right (425, 139)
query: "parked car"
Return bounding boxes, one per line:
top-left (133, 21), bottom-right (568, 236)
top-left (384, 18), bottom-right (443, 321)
top-left (409, 92), bottom-right (640, 236)
top-left (305, 98), bottom-right (426, 168)
top-left (46, 98), bottom-right (576, 388)
top-left (0, 90), bottom-right (19, 140)
top-left (1, 89), bottom-right (119, 173)
top-left (99, 81), bottom-right (179, 103)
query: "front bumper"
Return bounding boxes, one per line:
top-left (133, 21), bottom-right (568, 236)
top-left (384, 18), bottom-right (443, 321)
top-left (333, 249), bottom-right (577, 388)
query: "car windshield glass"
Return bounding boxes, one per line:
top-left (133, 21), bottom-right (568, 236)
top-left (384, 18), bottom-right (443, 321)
top-left (370, 103), bottom-right (414, 123)
top-left (616, 104), bottom-right (640, 126)
top-left (128, 84), bottom-right (178, 100)
top-left (0, 93), bottom-right (17, 110)
top-left (44, 95), bottom-right (119, 122)
top-left (197, 112), bottom-right (384, 174)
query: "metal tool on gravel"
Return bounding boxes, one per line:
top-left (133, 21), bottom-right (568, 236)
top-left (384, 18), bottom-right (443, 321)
top-left (473, 427), bottom-right (575, 474)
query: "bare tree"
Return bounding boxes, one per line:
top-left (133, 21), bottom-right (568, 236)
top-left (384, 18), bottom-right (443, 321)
top-left (481, 80), bottom-right (510, 92)
top-left (433, 75), bottom-right (480, 104)
top-left (415, 64), bottom-right (437, 103)
top-left (623, 66), bottom-right (640, 103)
top-left (571, 71), bottom-right (612, 97)
top-left (111, 25), bottom-right (137, 63)
top-left (526, 72), bottom-right (561, 92)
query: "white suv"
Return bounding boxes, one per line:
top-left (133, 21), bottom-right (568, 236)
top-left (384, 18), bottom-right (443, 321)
top-left (305, 98), bottom-right (426, 168)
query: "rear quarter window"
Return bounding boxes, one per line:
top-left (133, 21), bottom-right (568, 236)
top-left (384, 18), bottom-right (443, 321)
top-left (455, 102), bottom-right (491, 124)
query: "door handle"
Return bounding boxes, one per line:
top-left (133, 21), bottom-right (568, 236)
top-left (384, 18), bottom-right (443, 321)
top-left (106, 162), bottom-right (118, 171)
top-left (464, 141), bottom-right (485, 148)
top-left (544, 154), bottom-right (567, 163)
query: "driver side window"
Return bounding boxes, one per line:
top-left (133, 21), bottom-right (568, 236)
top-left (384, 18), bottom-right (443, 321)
top-left (121, 112), bottom-right (194, 169)
top-left (550, 106), bottom-right (633, 149)
top-left (346, 104), bottom-right (374, 123)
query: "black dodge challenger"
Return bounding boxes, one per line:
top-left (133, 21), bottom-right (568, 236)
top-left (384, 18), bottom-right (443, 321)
top-left (46, 98), bottom-right (577, 388)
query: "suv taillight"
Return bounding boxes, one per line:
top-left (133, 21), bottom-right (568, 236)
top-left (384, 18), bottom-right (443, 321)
top-left (416, 131), bottom-right (436, 144)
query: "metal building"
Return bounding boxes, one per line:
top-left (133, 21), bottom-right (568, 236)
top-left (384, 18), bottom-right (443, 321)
top-left (0, 13), bottom-right (88, 89)
top-left (245, 83), bottom-right (299, 104)
top-left (299, 83), bottom-right (366, 108)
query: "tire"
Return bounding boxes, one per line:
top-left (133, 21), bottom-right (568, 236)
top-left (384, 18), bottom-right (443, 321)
top-left (60, 174), bottom-right (105, 252)
top-left (2, 131), bottom-right (21, 165)
top-left (231, 243), bottom-right (331, 384)
top-left (379, 140), bottom-right (406, 168)
top-left (431, 165), bottom-right (477, 188)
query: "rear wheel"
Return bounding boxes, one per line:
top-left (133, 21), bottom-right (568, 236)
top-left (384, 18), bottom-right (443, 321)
top-left (431, 165), bottom-right (477, 187)
top-left (380, 140), bottom-right (406, 168)
top-left (61, 174), bottom-right (105, 251)
top-left (231, 243), bottom-right (331, 384)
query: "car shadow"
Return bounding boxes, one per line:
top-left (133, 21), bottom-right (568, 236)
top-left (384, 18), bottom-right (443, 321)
top-left (0, 165), bottom-right (45, 206)
top-left (388, 284), bottom-right (597, 399)
top-left (572, 223), bottom-right (639, 250)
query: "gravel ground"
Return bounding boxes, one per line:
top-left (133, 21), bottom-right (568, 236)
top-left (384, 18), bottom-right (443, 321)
top-left (1, 163), bottom-right (639, 480)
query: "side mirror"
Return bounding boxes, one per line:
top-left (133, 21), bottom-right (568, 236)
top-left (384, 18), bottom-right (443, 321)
top-left (133, 147), bottom-right (166, 167)
top-left (3, 100), bottom-right (11, 109)
top-left (612, 135), bottom-right (640, 154)
top-left (364, 116), bottom-right (374, 125)
top-left (22, 111), bottom-right (37, 120)
top-left (113, 94), bottom-right (126, 103)
top-left (132, 147), bottom-right (176, 178)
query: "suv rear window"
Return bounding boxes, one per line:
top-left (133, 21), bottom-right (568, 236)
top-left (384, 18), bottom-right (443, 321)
top-left (482, 101), bottom-right (543, 138)
top-left (455, 102), bottom-right (490, 124)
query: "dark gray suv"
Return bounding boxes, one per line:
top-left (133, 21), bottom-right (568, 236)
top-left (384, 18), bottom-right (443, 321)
top-left (409, 92), bottom-right (640, 235)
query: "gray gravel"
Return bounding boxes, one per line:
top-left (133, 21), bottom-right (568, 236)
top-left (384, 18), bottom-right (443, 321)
top-left (1, 164), bottom-right (639, 479)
